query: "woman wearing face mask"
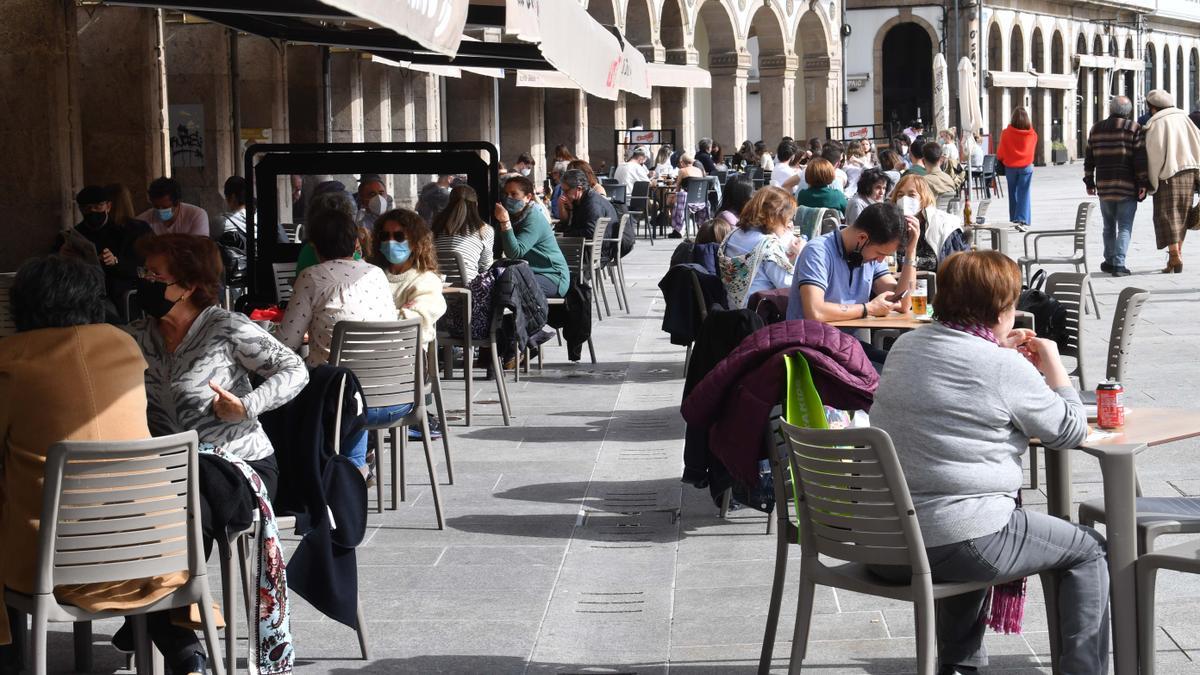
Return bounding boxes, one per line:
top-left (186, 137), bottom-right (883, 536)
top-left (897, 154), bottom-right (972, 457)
top-left (432, 185), bottom-right (494, 284)
top-left (888, 173), bottom-right (970, 273)
top-left (369, 209), bottom-right (447, 343)
top-left (495, 175), bottom-right (570, 299)
top-left (892, 136), bottom-right (912, 168)
top-left (846, 168), bottom-right (894, 227)
top-left (278, 208), bottom-right (397, 368)
top-left (129, 235), bottom-right (306, 673)
top-left (717, 186), bottom-right (804, 308)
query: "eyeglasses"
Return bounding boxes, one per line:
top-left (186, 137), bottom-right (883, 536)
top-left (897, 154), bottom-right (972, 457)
top-left (377, 231), bottom-right (406, 242)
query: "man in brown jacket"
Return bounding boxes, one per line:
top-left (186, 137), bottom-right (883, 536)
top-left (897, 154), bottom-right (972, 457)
top-left (921, 142), bottom-right (964, 198)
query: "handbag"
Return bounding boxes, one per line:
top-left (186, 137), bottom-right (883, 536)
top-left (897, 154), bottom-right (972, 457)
top-left (1017, 270), bottom-right (1070, 351)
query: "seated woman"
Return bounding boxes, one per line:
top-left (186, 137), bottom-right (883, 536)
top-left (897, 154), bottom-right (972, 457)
top-left (888, 173), bottom-right (970, 272)
top-left (294, 188), bottom-right (364, 276)
top-left (794, 158), bottom-right (848, 213)
top-left (670, 178), bottom-right (753, 269)
top-left (431, 185), bottom-right (494, 283)
top-left (369, 209), bottom-right (448, 343)
top-left (846, 168), bottom-right (893, 227)
top-left (877, 149), bottom-right (905, 191)
top-left (279, 207), bottom-right (398, 371)
top-left (652, 145), bottom-right (677, 179)
top-left (0, 256), bottom-right (207, 675)
top-left (495, 174), bottom-right (570, 298)
top-left (869, 251), bottom-right (1104, 675)
top-left (670, 153), bottom-right (709, 238)
top-left (717, 186), bottom-right (804, 308)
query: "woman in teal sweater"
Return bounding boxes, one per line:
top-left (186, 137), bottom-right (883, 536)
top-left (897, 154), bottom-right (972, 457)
top-left (493, 175), bottom-right (570, 297)
top-left (794, 157), bottom-right (848, 214)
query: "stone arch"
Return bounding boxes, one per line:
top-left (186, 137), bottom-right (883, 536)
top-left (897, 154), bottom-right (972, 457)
top-left (1177, 45), bottom-right (1185, 107)
top-left (1051, 30), bottom-right (1064, 74)
top-left (1164, 44), bottom-right (1171, 96)
top-left (1092, 34), bottom-right (1103, 56)
top-left (1145, 41), bottom-right (1157, 92)
top-left (1192, 47), bottom-right (1199, 110)
top-left (796, 8), bottom-right (837, 140)
top-left (1031, 27), bottom-right (1045, 73)
top-left (987, 21), bottom-right (1005, 139)
top-left (748, 3), bottom-right (790, 143)
top-left (873, 12), bottom-right (940, 135)
top-left (624, 0), bottom-right (656, 53)
top-left (693, 0), bottom-right (742, 151)
top-left (660, 0), bottom-right (687, 59)
top-left (988, 21), bottom-right (1005, 72)
top-left (1011, 24), bottom-right (1026, 72)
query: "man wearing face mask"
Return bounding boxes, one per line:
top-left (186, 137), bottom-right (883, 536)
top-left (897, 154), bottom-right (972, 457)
top-left (787, 202), bottom-right (921, 366)
top-left (559, 169), bottom-right (622, 263)
top-left (355, 174), bottom-right (392, 230)
top-left (138, 176), bottom-right (210, 237)
top-left (512, 152), bottom-right (536, 178)
top-left (62, 185), bottom-right (152, 320)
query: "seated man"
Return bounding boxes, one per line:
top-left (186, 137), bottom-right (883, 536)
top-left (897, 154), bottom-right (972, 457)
top-left (138, 176), bottom-right (210, 237)
top-left (613, 146), bottom-right (652, 194)
top-left (786, 202), bottom-right (920, 365)
top-left (559, 168), bottom-right (624, 261)
top-left (902, 137), bottom-right (928, 176)
top-left (62, 185), bottom-right (151, 320)
top-left (920, 142), bottom-right (962, 197)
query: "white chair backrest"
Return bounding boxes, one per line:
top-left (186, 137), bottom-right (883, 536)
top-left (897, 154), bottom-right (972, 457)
top-left (329, 319), bottom-right (423, 410)
top-left (557, 237), bottom-right (588, 282)
top-left (272, 262), bottom-right (298, 303)
top-left (38, 432), bottom-right (202, 592)
top-left (588, 218), bottom-right (609, 271)
top-left (1106, 287), bottom-right (1150, 382)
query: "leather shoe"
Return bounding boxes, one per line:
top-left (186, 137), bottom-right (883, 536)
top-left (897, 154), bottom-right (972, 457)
top-left (1112, 266), bottom-right (1132, 277)
top-left (1100, 260), bottom-right (1113, 273)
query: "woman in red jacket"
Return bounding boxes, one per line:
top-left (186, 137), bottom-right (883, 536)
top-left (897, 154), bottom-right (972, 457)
top-left (995, 107), bottom-right (1038, 226)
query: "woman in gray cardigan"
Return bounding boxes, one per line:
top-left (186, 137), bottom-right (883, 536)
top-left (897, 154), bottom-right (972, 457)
top-left (870, 250), bottom-right (1106, 675)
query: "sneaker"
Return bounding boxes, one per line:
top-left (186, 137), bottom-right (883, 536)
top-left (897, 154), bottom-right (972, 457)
top-left (408, 414), bottom-right (444, 440)
top-left (668, 231), bottom-right (683, 239)
top-left (1112, 266), bottom-right (1132, 277)
top-left (1100, 260), bottom-right (1113, 273)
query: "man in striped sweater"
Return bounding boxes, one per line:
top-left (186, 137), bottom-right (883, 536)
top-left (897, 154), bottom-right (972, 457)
top-left (1083, 96), bottom-right (1149, 277)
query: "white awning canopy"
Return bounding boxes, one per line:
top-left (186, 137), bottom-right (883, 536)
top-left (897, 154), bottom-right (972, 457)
top-left (1036, 74), bottom-right (1076, 90)
top-left (515, 69), bottom-right (580, 89)
top-left (1075, 55), bottom-right (1145, 71)
top-left (620, 40), bottom-right (651, 99)
top-left (504, 0), bottom-right (540, 42)
top-left (316, 0), bottom-right (470, 57)
top-left (370, 54), bottom-right (502, 80)
top-left (534, 0), bottom-right (623, 100)
top-left (645, 62), bottom-right (712, 89)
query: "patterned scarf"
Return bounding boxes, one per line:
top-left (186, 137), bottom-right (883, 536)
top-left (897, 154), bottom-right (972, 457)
top-left (201, 445), bottom-right (295, 673)
top-left (937, 321), bottom-right (1028, 635)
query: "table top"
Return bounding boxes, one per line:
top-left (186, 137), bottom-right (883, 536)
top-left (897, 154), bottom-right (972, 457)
top-left (828, 312), bottom-right (932, 330)
top-left (1082, 407), bottom-right (1200, 449)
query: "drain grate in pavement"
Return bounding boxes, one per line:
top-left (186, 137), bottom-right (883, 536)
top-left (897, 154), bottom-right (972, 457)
top-left (617, 449), bottom-right (670, 461)
top-left (602, 490), bottom-right (659, 510)
top-left (625, 418), bottom-right (670, 431)
top-left (581, 508), bottom-right (679, 549)
top-left (575, 591), bottom-right (645, 614)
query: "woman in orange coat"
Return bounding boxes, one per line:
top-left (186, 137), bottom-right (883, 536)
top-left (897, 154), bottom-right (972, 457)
top-left (0, 256), bottom-right (205, 674)
top-left (995, 107), bottom-right (1039, 226)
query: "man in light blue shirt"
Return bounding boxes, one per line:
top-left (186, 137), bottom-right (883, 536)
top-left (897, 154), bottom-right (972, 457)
top-left (788, 203), bottom-right (920, 364)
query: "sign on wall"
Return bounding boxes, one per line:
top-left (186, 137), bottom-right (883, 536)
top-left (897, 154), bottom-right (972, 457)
top-left (168, 104), bottom-right (204, 168)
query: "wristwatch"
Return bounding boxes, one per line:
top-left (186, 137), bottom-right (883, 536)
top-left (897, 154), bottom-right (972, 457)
top-left (860, 303), bottom-right (868, 318)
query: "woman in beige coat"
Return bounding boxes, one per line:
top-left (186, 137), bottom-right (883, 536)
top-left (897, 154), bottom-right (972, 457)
top-left (0, 257), bottom-right (204, 674)
top-left (1141, 88), bottom-right (1200, 272)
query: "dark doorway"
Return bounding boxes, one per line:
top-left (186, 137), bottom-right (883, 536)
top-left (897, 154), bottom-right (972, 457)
top-left (881, 23), bottom-right (933, 130)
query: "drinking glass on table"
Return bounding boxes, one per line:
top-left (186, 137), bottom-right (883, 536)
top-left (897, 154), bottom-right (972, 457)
top-left (911, 279), bottom-right (928, 315)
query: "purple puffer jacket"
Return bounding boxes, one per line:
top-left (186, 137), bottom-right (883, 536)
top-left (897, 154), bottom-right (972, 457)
top-left (680, 320), bottom-right (879, 485)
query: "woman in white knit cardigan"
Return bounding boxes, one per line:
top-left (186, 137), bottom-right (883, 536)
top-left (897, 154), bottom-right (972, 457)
top-left (1142, 88), bottom-right (1200, 273)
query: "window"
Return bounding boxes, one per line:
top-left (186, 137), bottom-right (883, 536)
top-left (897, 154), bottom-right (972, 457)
top-left (1146, 45), bottom-right (1157, 92)
top-left (1191, 49), bottom-right (1199, 110)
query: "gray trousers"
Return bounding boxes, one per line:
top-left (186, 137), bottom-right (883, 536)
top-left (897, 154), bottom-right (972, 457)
top-left (873, 508), bottom-right (1109, 674)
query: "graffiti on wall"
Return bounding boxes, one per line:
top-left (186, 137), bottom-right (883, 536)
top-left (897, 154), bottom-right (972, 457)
top-left (168, 104), bottom-right (205, 168)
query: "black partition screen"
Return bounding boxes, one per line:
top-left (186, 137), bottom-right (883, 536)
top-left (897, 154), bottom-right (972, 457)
top-left (244, 142), bottom-right (499, 297)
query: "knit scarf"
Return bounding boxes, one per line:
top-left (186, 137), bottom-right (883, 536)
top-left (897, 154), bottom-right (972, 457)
top-left (938, 321), bottom-right (1028, 635)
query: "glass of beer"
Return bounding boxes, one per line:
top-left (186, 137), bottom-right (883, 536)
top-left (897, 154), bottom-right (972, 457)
top-left (911, 280), bottom-right (928, 315)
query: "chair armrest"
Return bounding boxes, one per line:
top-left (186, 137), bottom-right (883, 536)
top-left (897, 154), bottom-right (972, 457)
top-left (1022, 229), bottom-right (1074, 258)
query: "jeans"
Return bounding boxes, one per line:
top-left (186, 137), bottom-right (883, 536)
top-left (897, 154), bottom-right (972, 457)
top-left (1005, 164), bottom-right (1034, 225)
top-left (346, 403), bottom-right (415, 468)
top-left (1099, 198), bottom-right (1137, 267)
top-left (533, 273), bottom-right (563, 299)
top-left (872, 508), bottom-right (1109, 674)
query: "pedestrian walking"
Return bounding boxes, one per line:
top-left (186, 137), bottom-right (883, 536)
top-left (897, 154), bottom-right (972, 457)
top-left (1141, 89), bottom-right (1200, 273)
top-left (996, 107), bottom-right (1038, 226)
top-left (1083, 96), bottom-right (1148, 277)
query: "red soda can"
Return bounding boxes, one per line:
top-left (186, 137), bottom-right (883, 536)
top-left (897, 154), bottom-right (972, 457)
top-left (1096, 381), bottom-right (1125, 429)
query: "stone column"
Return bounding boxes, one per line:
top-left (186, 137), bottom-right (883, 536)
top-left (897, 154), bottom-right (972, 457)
top-left (499, 74), bottom-right (546, 186)
top-left (286, 45), bottom-right (325, 143)
top-left (759, 54), bottom-right (798, 144)
top-left (362, 61), bottom-right (393, 195)
top-left (165, 22), bottom-right (234, 224)
top-left (708, 51), bottom-right (750, 150)
top-left (445, 73), bottom-right (499, 150)
top-left (237, 35), bottom-right (290, 219)
top-left (800, 53), bottom-right (838, 139)
top-left (414, 72), bottom-right (442, 143)
top-left (0, 0), bottom-right (82, 269)
top-left (330, 52), bottom-right (365, 143)
top-left (391, 69), bottom-right (418, 207)
top-left (76, 5), bottom-right (164, 211)
top-left (649, 87), bottom-right (663, 131)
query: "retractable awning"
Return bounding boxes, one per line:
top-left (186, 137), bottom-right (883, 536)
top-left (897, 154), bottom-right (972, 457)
top-left (646, 63), bottom-right (712, 89)
top-left (314, 0), bottom-right (469, 57)
top-left (987, 71), bottom-right (1038, 88)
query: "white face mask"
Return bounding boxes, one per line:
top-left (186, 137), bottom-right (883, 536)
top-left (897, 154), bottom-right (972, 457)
top-left (900, 196), bottom-right (921, 217)
top-left (901, 145), bottom-right (910, 156)
top-left (368, 194), bottom-right (389, 216)
top-left (519, 168), bottom-right (532, 176)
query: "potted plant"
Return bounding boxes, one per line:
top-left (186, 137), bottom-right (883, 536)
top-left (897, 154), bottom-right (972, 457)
top-left (1051, 141), bottom-right (1068, 165)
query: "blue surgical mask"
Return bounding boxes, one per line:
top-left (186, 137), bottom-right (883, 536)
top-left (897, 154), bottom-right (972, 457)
top-left (156, 207), bottom-right (174, 221)
top-left (381, 240), bottom-right (411, 266)
top-left (504, 196), bottom-right (527, 213)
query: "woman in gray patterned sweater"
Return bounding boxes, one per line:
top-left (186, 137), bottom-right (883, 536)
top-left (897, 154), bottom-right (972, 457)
top-left (130, 234), bottom-right (309, 490)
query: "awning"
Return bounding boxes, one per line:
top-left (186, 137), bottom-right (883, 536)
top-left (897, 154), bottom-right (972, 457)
top-left (1036, 73), bottom-right (1076, 90)
top-left (619, 39), bottom-right (651, 99)
top-left (535, 0), bottom-right (623, 100)
top-left (515, 70), bottom-right (579, 90)
top-left (1075, 55), bottom-right (1145, 71)
top-left (504, 0), bottom-right (539, 42)
top-left (987, 70), bottom-right (1038, 88)
top-left (646, 62), bottom-right (712, 89)
top-left (370, 54), bottom-right (503, 80)
top-left (314, 0), bottom-right (469, 57)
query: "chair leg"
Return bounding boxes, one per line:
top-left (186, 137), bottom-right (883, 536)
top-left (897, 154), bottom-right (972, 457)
top-left (591, 272), bottom-right (605, 321)
top-left (587, 336), bottom-right (596, 365)
top-left (130, 613), bottom-right (150, 675)
top-left (607, 266), bottom-right (624, 311)
top-left (1029, 446), bottom-right (1039, 491)
top-left (616, 259), bottom-right (630, 314)
top-left (197, 578), bottom-right (226, 675)
top-left (488, 341), bottom-right (512, 425)
top-left (1138, 560), bottom-right (1159, 675)
top-left (464, 343), bottom-right (473, 427)
top-left (758, 524), bottom-right (791, 674)
top-left (718, 488), bottom-right (732, 518)
top-left (914, 588), bottom-right (937, 675)
top-left (220, 541), bottom-right (237, 675)
top-left (30, 602), bottom-right (47, 675)
top-left (72, 621), bottom-right (92, 673)
top-left (355, 594), bottom-right (369, 660)
top-left (596, 268), bottom-right (611, 317)
top-left (429, 370), bottom-right (454, 486)
top-left (788, 576), bottom-right (817, 670)
top-left (419, 417), bottom-right (446, 530)
top-left (373, 429), bottom-right (384, 514)
top-left (395, 427), bottom-right (406, 507)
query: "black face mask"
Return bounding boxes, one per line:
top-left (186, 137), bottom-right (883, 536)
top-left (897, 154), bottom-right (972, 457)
top-left (844, 239), bottom-right (866, 269)
top-left (134, 278), bottom-right (178, 319)
top-left (82, 212), bottom-right (108, 230)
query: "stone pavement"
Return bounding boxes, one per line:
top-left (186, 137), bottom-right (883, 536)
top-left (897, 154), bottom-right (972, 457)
top-left (38, 164), bottom-right (1200, 674)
